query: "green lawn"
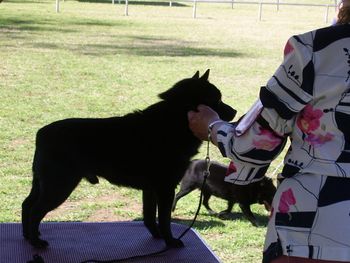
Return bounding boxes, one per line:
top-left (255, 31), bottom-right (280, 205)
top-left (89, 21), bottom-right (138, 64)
top-left (0, 0), bottom-right (332, 262)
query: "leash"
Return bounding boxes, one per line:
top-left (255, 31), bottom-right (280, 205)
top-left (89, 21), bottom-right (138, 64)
top-left (80, 139), bottom-right (211, 263)
top-left (29, 139), bottom-right (212, 263)
top-left (178, 143), bottom-right (211, 240)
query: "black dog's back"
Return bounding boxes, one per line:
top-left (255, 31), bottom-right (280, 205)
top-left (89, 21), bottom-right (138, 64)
top-left (34, 111), bottom-right (194, 189)
top-left (22, 70), bottom-right (236, 249)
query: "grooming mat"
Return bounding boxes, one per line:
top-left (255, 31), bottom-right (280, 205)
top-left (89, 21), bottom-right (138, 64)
top-left (0, 221), bottom-right (221, 263)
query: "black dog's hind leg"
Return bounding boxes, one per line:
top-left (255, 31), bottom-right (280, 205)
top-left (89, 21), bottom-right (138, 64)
top-left (172, 184), bottom-right (197, 212)
top-left (26, 200), bottom-right (52, 248)
top-left (143, 189), bottom-right (161, 238)
top-left (239, 203), bottom-right (258, 226)
top-left (218, 200), bottom-right (235, 217)
top-left (26, 173), bottom-right (81, 248)
top-left (22, 177), bottom-right (41, 239)
top-left (226, 200), bottom-right (234, 213)
top-left (157, 188), bottom-right (184, 248)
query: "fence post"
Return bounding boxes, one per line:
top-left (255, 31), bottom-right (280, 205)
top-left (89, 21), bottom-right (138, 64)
top-left (325, 4), bottom-right (330, 23)
top-left (276, 0), bottom-right (279, 11)
top-left (231, 0), bottom-right (234, 9)
top-left (56, 0), bottom-right (60, 13)
top-left (193, 0), bottom-right (197, 18)
top-left (125, 0), bottom-right (129, 16)
top-left (259, 2), bottom-right (263, 21)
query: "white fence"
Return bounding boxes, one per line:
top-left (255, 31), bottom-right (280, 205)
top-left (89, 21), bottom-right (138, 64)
top-left (55, 0), bottom-right (338, 21)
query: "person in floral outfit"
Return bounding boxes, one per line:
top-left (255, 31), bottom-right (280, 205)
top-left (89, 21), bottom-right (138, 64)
top-left (187, 1), bottom-right (350, 262)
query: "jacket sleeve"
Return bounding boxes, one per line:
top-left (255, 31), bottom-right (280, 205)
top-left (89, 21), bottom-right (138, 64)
top-left (216, 34), bottom-right (314, 185)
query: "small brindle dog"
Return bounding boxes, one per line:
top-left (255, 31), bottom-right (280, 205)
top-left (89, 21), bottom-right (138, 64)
top-left (22, 70), bottom-right (236, 249)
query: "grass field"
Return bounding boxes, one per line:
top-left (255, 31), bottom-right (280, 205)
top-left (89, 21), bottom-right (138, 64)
top-left (0, 0), bottom-right (333, 262)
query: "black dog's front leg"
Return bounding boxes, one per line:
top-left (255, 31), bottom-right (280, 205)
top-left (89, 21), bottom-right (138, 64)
top-left (239, 203), bottom-right (258, 226)
top-left (143, 190), bottom-right (161, 238)
top-left (157, 188), bottom-right (184, 248)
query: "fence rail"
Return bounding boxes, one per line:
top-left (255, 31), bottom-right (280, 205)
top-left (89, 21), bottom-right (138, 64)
top-left (55, 0), bottom-right (337, 21)
top-left (189, 1), bottom-right (337, 20)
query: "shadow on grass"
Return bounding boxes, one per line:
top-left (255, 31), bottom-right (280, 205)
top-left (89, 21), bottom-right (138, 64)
top-left (214, 211), bottom-right (269, 227)
top-left (78, 0), bottom-right (188, 7)
top-left (0, 16), bottom-right (245, 58)
top-left (29, 35), bottom-right (244, 57)
top-left (0, 16), bottom-right (126, 35)
top-left (172, 217), bottom-right (226, 230)
top-left (75, 43), bottom-right (243, 57)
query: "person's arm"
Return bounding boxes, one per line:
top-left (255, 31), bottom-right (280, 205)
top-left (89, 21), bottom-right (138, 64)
top-left (215, 113), bottom-right (287, 184)
top-left (218, 34), bottom-right (314, 184)
top-left (188, 34), bottom-right (314, 184)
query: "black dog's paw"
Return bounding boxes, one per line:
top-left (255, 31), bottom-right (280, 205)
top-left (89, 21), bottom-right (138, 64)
top-left (29, 238), bottom-right (49, 249)
top-left (166, 238), bottom-right (184, 248)
top-left (217, 210), bottom-right (230, 218)
top-left (27, 254), bottom-right (45, 263)
top-left (145, 224), bottom-right (162, 238)
top-left (23, 230), bottom-right (41, 239)
top-left (249, 220), bottom-right (259, 227)
top-left (150, 229), bottom-right (162, 239)
top-left (245, 217), bottom-right (258, 227)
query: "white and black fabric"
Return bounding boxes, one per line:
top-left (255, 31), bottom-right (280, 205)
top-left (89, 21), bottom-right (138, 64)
top-left (216, 24), bottom-right (350, 262)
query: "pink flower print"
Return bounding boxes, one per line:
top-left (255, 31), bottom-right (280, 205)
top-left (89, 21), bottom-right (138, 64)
top-left (226, 161), bottom-right (237, 176)
top-left (278, 188), bottom-right (296, 213)
top-left (305, 132), bottom-right (334, 147)
top-left (297, 104), bottom-right (323, 134)
top-left (253, 127), bottom-right (282, 151)
top-left (284, 40), bottom-right (294, 57)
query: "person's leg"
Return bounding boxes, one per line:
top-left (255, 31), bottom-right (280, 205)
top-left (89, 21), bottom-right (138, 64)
top-left (265, 175), bottom-right (350, 263)
top-left (271, 256), bottom-right (345, 263)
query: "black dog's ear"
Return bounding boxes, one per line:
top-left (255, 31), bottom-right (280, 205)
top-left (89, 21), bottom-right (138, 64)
top-left (200, 69), bottom-right (210, 81)
top-left (192, 71), bottom-right (200, 79)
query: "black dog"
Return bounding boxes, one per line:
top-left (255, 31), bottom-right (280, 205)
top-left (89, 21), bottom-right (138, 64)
top-left (22, 70), bottom-right (236, 249)
top-left (172, 159), bottom-right (276, 226)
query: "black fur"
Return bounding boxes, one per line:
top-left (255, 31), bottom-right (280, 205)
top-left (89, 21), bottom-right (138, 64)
top-left (22, 70), bottom-right (236, 249)
top-left (172, 159), bottom-right (276, 226)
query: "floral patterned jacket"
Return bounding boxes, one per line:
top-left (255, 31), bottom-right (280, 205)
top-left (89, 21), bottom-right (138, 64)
top-left (216, 23), bottom-right (350, 184)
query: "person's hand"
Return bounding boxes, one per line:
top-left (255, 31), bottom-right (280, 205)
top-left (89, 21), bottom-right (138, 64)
top-left (187, 105), bottom-right (221, 141)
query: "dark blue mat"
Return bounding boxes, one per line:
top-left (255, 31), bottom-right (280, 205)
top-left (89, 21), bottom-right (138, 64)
top-left (0, 221), bottom-right (221, 263)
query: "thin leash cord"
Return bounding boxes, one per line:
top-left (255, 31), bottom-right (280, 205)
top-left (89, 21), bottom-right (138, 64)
top-left (80, 140), bottom-right (211, 263)
top-left (177, 142), bottom-right (211, 240)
